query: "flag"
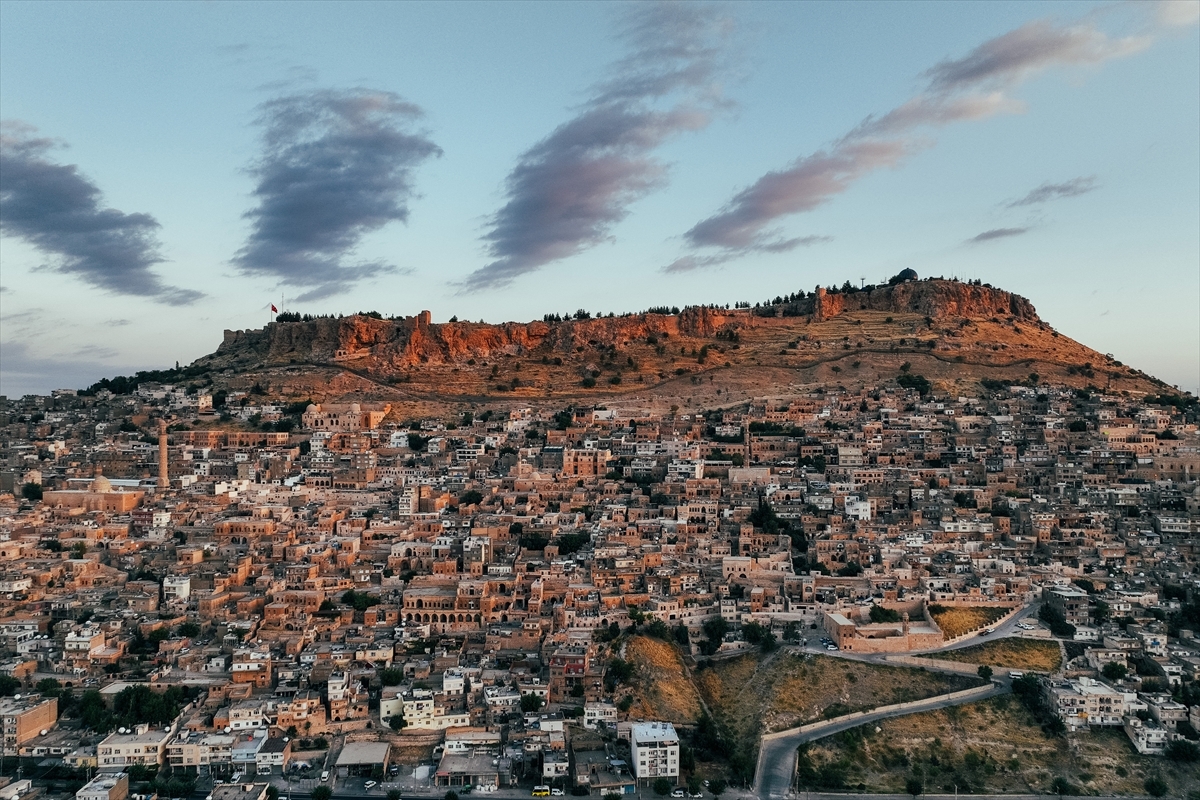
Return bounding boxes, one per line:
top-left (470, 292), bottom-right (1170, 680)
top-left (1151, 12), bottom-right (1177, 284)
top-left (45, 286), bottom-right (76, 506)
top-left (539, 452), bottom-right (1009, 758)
top-left (271, 304), bottom-right (278, 313)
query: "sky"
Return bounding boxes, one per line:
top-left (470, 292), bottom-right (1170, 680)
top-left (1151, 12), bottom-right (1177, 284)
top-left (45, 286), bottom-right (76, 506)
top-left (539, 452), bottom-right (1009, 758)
top-left (1, 0), bottom-right (1198, 397)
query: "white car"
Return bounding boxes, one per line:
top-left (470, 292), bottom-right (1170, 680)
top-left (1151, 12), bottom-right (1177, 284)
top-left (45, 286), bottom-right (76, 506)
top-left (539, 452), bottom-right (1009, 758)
top-left (365, 781), bottom-right (378, 790)
top-left (672, 790), bottom-right (686, 798)
top-left (826, 644), bottom-right (838, 651)
top-left (551, 790), bottom-right (565, 796)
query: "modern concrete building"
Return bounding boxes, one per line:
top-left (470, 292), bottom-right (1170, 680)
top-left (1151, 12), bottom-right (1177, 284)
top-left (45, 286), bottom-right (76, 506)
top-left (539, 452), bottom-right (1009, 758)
top-left (630, 722), bottom-right (679, 784)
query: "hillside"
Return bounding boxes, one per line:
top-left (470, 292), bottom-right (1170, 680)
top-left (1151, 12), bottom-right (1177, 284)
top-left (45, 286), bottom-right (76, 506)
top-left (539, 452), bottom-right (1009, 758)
top-left (177, 278), bottom-right (1168, 413)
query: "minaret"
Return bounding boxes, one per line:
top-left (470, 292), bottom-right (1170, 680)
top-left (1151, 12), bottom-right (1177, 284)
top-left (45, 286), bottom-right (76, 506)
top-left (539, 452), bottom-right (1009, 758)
top-left (157, 419), bottom-right (169, 489)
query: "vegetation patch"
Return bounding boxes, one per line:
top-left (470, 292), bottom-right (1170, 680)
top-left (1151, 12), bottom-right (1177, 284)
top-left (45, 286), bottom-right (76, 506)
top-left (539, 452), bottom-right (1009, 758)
top-left (933, 638), bottom-right (1062, 672)
top-left (927, 605), bottom-right (1009, 639)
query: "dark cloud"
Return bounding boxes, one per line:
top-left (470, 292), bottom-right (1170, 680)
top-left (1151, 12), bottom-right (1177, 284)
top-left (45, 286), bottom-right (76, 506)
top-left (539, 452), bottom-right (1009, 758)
top-left (684, 140), bottom-right (909, 251)
top-left (968, 226), bottom-right (1030, 243)
top-left (668, 15), bottom-right (1149, 272)
top-left (0, 122), bottom-right (201, 304)
top-left (1007, 176), bottom-right (1098, 207)
top-left (461, 3), bottom-right (735, 291)
top-left (232, 89), bottom-right (441, 301)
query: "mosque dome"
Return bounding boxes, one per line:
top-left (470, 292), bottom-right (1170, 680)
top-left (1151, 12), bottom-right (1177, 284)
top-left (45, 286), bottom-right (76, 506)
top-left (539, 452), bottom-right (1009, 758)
top-left (92, 475), bottom-right (113, 493)
top-left (349, 403), bottom-right (361, 414)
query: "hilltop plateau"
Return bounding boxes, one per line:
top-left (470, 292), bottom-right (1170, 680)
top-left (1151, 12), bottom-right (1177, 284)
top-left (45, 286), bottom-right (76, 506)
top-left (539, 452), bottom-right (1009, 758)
top-left (127, 277), bottom-right (1171, 414)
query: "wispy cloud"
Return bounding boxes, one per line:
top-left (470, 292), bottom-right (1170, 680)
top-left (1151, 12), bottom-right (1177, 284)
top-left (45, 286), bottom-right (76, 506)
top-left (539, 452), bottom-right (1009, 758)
top-left (669, 12), bottom-right (1160, 270)
top-left (968, 226), bottom-right (1030, 243)
top-left (0, 122), bottom-right (201, 304)
top-left (232, 89), bottom-right (441, 301)
top-left (1007, 176), bottom-right (1098, 207)
top-left (0, 340), bottom-right (133, 397)
top-left (460, 2), bottom-right (736, 292)
top-left (663, 235), bottom-right (830, 274)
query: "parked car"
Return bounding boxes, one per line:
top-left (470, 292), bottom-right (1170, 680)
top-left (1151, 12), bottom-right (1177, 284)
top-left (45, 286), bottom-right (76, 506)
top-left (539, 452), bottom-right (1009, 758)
top-left (672, 790), bottom-right (686, 798)
top-left (364, 781), bottom-right (377, 790)
top-left (551, 789), bottom-right (565, 796)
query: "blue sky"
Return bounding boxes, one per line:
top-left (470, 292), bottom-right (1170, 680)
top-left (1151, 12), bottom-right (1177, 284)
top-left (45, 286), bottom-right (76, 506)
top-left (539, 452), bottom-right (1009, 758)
top-left (2, 0), bottom-right (1197, 396)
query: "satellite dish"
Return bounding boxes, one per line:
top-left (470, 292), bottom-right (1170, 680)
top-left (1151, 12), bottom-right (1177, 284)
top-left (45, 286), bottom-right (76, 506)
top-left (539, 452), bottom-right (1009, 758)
top-left (224, 726), bottom-right (232, 733)
top-left (40, 729), bottom-right (48, 736)
top-left (12, 694), bottom-right (19, 700)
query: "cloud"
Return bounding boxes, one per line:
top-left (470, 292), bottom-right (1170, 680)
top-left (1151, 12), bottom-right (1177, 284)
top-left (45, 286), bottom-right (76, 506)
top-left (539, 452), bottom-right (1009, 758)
top-left (0, 340), bottom-right (134, 397)
top-left (663, 235), bottom-right (830, 273)
top-left (460, 2), bottom-right (736, 292)
top-left (669, 12), bottom-right (1156, 271)
top-left (1007, 176), bottom-right (1098, 207)
top-left (923, 20), bottom-right (1150, 92)
top-left (1156, 1), bottom-right (1200, 28)
top-left (232, 88), bottom-right (441, 301)
top-left (0, 122), bottom-right (201, 304)
top-left (968, 226), bottom-right (1030, 243)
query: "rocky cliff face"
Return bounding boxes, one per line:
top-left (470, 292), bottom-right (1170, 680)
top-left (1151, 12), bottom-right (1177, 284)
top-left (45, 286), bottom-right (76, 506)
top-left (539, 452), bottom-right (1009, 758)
top-left (813, 280), bottom-right (1037, 322)
top-left (207, 279), bottom-right (1037, 373)
top-left (211, 304), bottom-right (736, 370)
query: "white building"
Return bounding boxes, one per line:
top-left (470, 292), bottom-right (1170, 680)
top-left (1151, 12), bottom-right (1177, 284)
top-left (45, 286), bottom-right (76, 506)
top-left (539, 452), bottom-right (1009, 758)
top-left (162, 576), bottom-right (191, 603)
top-left (583, 702), bottom-right (617, 730)
top-left (630, 722), bottom-right (679, 784)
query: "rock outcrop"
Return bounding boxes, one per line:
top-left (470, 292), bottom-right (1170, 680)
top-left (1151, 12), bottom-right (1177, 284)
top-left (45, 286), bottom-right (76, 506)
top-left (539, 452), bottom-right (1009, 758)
top-left (212, 280), bottom-right (1037, 372)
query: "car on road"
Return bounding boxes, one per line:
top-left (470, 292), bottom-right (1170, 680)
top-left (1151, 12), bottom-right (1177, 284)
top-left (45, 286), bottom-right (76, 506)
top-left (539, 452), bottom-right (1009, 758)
top-left (320, 772), bottom-right (329, 782)
top-left (532, 786), bottom-right (551, 797)
top-left (826, 644), bottom-right (837, 651)
top-left (689, 792), bottom-right (703, 798)
top-left (1009, 671), bottom-right (1024, 679)
top-left (364, 781), bottom-right (377, 790)
top-left (672, 790), bottom-right (686, 798)
top-left (984, 627), bottom-right (996, 634)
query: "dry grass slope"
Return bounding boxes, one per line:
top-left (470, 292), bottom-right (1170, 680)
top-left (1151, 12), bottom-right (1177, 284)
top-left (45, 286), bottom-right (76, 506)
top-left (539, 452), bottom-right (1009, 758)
top-left (928, 606), bottom-right (1009, 639)
top-left (802, 695), bottom-right (1199, 795)
top-left (934, 638), bottom-right (1062, 672)
top-left (697, 652), bottom-right (983, 758)
top-left (624, 636), bottom-right (703, 724)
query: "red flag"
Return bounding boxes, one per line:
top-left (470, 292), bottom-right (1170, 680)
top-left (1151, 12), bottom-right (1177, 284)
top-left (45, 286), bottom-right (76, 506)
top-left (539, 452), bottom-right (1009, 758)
top-left (271, 304), bottom-right (279, 313)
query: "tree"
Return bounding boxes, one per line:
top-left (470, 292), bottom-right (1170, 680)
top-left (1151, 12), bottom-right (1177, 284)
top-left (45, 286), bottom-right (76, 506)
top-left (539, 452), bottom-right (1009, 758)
top-left (652, 778), bottom-right (672, 796)
top-left (617, 696), bottom-right (633, 712)
top-left (708, 779), bottom-right (726, 797)
top-left (445, 792), bottom-right (459, 800)
top-left (1144, 776), bottom-right (1168, 797)
top-left (389, 714), bottom-right (405, 731)
top-left (267, 788), bottom-right (279, 800)
top-left (20, 482), bottom-right (42, 501)
top-left (687, 775), bottom-right (702, 794)
top-left (977, 665), bottom-right (993, 681)
top-left (520, 693), bottom-right (544, 713)
top-left (905, 777), bottom-right (923, 799)
top-left (312, 788), bottom-right (333, 800)
top-left (459, 490), bottom-right (483, 506)
top-left (1166, 739), bottom-right (1199, 762)
top-left (388, 791), bottom-right (402, 800)
top-left (869, 605), bottom-right (900, 623)
top-left (178, 621), bottom-right (201, 638)
top-left (1101, 661), bottom-right (1127, 681)
top-left (379, 667), bottom-right (404, 686)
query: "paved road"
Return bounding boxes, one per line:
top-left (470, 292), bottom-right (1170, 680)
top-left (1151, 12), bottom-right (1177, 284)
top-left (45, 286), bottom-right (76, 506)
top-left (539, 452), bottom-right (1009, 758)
top-left (755, 683), bottom-right (1009, 800)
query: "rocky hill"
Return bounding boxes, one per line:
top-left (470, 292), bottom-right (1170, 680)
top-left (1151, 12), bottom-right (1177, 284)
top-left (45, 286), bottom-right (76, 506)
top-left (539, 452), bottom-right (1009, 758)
top-left (189, 278), bottom-right (1167, 416)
